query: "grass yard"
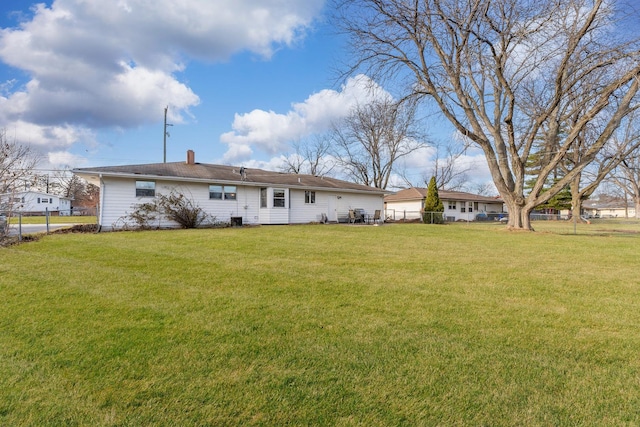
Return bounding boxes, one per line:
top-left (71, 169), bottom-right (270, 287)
top-left (1, 223), bottom-right (640, 425)
top-left (8, 215), bottom-right (97, 225)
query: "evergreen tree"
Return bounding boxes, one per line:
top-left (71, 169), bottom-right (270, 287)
top-left (423, 176), bottom-right (444, 224)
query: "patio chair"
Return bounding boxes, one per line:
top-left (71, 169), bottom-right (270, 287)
top-left (372, 209), bottom-right (382, 225)
top-left (348, 209), bottom-right (356, 224)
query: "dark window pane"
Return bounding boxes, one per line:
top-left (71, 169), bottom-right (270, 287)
top-left (209, 185), bottom-right (223, 200)
top-left (136, 181), bottom-right (155, 197)
top-left (224, 186), bottom-right (237, 200)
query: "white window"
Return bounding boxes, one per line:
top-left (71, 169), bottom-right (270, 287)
top-left (273, 189), bottom-right (286, 208)
top-left (468, 202), bottom-right (473, 213)
top-left (260, 188), bottom-right (267, 208)
top-left (224, 186), bottom-right (237, 200)
top-left (209, 185), bottom-right (237, 200)
top-left (136, 181), bottom-right (155, 197)
top-left (448, 201), bottom-right (456, 210)
top-left (305, 191), bottom-right (316, 204)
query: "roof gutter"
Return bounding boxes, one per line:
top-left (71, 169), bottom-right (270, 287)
top-left (72, 170), bottom-right (388, 196)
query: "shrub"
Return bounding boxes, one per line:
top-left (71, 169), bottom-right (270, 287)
top-left (123, 190), bottom-right (212, 229)
top-left (423, 176), bottom-right (444, 224)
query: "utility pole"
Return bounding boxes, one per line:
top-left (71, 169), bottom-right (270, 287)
top-left (163, 106), bottom-right (173, 163)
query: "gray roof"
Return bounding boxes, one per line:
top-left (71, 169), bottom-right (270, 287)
top-left (73, 161), bottom-right (387, 195)
top-left (385, 187), bottom-right (502, 203)
top-left (583, 197), bottom-right (633, 210)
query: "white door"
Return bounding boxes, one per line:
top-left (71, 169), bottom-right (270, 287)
top-left (327, 195), bottom-right (338, 222)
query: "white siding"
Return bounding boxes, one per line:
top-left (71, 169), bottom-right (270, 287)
top-left (336, 193), bottom-right (384, 218)
top-left (99, 177), bottom-right (385, 229)
top-left (9, 191), bottom-right (71, 214)
top-left (258, 187), bottom-right (290, 224)
top-left (444, 200), bottom-right (503, 221)
top-left (100, 178), bottom-right (262, 230)
top-left (289, 190), bottom-right (384, 224)
top-left (289, 189), bottom-right (324, 223)
top-left (199, 185), bottom-right (260, 226)
top-left (386, 198), bottom-right (503, 221)
top-left (384, 200), bottom-right (423, 220)
top-left (100, 177), bottom-right (144, 229)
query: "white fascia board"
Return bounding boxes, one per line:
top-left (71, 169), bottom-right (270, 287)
top-left (73, 170), bottom-right (387, 196)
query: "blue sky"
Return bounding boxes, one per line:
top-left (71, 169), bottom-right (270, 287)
top-left (0, 0), bottom-right (492, 190)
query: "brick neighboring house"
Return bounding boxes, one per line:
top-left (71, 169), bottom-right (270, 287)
top-left (384, 187), bottom-right (504, 221)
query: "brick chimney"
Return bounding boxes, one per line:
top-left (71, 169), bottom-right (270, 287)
top-left (186, 150), bottom-right (195, 165)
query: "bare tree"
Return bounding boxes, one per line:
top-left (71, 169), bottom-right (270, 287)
top-left (336, 0), bottom-right (640, 229)
top-left (473, 182), bottom-right (496, 197)
top-left (281, 135), bottom-right (335, 176)
top-left (0, 129), bottom-right (40, 234)
top-left (606, 118), bottom-right (640, 219)
top-left (425, 140), bottom-right (473, 191)
top-left (562, 112), bottom-right (640, 220)
top-left (330, 97), bottom-right (426, 188)
top-left (50, 169), bottom-right (97, 203)
top-left (28, 173), bottom-right (55, 194)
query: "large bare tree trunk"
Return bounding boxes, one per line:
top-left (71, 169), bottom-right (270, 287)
top-left (570, 178), bottom-right (583, 221)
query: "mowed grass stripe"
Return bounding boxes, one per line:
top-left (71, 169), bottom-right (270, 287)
top-left (1, 223), bottom-right (639, 425)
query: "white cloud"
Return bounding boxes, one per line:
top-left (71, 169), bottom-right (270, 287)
top-left (0, 0), bottom-right (324, 148)
top-left (48, 151), bottom-right (89, 169)
top-left (220, 74), bottom-right (389, 163)
top-left (2, 120), bottom-right (96, 150)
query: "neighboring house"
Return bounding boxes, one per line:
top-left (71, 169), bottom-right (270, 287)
top-left (72, 150), bottom-right (387, 230)
top-left (582, 196), bottom-right (637, 218)
top-left (384, 187), bottom-right (504, 221)
top-left (0, 191), bottom-right (72, 216)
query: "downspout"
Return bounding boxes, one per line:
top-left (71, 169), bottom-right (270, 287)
top-left (98, 174), bottom-right (105, 232)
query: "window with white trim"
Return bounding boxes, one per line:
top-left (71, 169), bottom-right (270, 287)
top-left (448, 201), bottom-right (456, 210)
top-left (136, 180), bottom-right (155, 197)
top-left (260, 188), bottom-right (267, 208)
top-left (209, 185), bottom-right (236, 200)
top-left (305, 191), bottom-right (316, 204)
top-left (273, 189), bottom-right (285, 208)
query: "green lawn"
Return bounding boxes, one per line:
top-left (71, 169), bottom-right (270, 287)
top-left (8, 215), bottom-right (97, 225)
top-left (1, 223), bottom-right (639, 425)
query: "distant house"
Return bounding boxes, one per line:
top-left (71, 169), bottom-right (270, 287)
top-left (73, 150), bottom-right (387, 230)
top-left (582, 196), bottom-right (637, 218)
top-left (0, 191), bottom-right (72, 216)
top-left (384, 187), bottom-right (504, 221)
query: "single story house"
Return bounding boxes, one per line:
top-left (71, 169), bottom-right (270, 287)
top-left (581, 196), bottom-right (637, 218)
top-left (0, 190), bottom-right (72, 216)
top-left (384, 187), bottom-right (504, 221)
top-left (73, 150), bottom-right (387, 230)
